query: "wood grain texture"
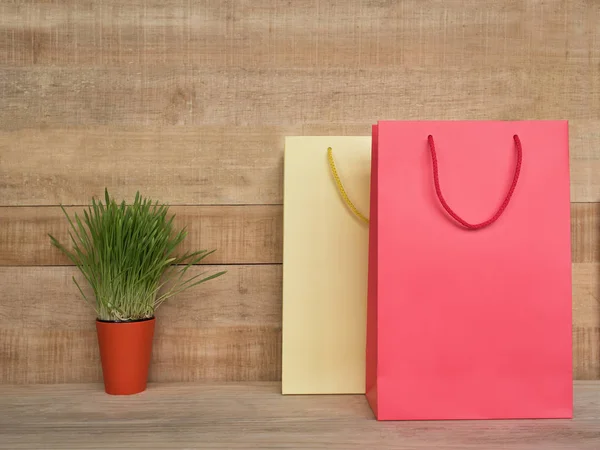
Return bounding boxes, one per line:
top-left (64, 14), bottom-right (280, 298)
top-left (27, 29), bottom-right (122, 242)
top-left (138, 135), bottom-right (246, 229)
top-left (1, 67), bottom-right (599, 129)
top-left (1, 203), bottom-right (597, 266)
top-left (0, 265), bottom-right (282, 383)
top-left (0, 205), bottom-right (282, 265)
top-left (0, 264), bottom-right (598, 383)
top-left (1, 0), bottom-right (599, 69)
top-left (0, 382), bottom-right (599, 450)
top-left (1, 0), bottom-right (599, 384)
top-left (573, 263), bottom-right (600, 379)
top-left (0, 126), bottom-right (287, 206)
top-left (0, 123), bottom-right (598, 205)
top-left (571, 203), bottom-right (600, 264)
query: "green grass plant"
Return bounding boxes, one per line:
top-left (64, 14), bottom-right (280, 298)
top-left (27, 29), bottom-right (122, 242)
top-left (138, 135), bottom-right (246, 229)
top-left (49, 189), bottom-right (225, 322)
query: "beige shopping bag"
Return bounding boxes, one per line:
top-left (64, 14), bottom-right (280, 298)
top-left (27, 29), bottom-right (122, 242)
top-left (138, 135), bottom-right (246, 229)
top-left (282, 136), bottom-right (371, 394)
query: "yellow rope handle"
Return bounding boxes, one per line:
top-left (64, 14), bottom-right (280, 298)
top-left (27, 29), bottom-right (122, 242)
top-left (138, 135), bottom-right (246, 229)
top-left (327, 147), bottom-right (369, 224)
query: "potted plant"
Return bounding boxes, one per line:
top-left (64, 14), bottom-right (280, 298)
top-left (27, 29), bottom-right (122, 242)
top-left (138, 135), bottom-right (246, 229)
top-left (49, 189), bottom-right (225, 395)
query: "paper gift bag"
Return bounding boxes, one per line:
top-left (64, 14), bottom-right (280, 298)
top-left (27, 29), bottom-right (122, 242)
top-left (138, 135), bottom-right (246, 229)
top-left (282, 136), bottom-right (371, 394)
top-left (366, 121), bottom-right (572, 420)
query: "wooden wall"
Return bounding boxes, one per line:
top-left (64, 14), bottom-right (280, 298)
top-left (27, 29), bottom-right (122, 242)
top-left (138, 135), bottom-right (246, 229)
top-left (0, 0), bottom-right (599, 383)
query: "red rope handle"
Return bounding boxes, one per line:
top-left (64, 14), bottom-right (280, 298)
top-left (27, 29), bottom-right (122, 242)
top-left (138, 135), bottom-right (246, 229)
top-left (427, 134), bottom-right (522, 230)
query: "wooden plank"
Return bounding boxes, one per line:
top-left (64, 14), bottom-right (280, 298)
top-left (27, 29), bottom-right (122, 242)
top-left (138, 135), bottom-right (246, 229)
top-left (0, 327), bottom-right (281, 385)
top-left (0, 265), bottom-right (282, 383)
top-left (570, 121), bottom-right (600, 203)
top-left (0, 382), bottom-right (599, 449)
top-left (1, 67), bottom-right (599, 132)
top-left (573, 263), bottom-right (600, 379)
top-left (0, 126), bottom-right (288, 206)
top-left (0, 124), bottom-right (369, 206)
top-left (1, 203), bottom-right (596, 266)
top-left (0, 264), bottom-right (597, 383)
top-left (0, 205), bottom-right (282, 265)
top-left (1, 1), bottom-right (598, 69)
top-left (571, 203), bottom-right (600, 264)
top-left (0, 123), bottom-right (598, 205)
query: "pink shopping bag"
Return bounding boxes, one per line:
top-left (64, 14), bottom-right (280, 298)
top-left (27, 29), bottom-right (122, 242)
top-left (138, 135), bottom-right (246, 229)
top-left (366, 121), bottom-right (572, 421)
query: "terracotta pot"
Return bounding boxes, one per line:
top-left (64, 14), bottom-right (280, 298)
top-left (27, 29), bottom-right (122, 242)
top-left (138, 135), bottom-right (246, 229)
top-left (96, 317), bottom-right (156, 395)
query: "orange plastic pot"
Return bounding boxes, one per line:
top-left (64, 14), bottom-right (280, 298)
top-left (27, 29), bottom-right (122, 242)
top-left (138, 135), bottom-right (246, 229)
top-left (96, 317), bottom-right (156, 395)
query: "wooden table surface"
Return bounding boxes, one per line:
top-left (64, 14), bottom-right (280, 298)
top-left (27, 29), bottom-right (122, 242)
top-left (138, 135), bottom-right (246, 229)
top-left (1, 382), bottom-right (599, 449)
